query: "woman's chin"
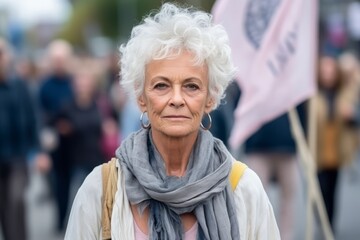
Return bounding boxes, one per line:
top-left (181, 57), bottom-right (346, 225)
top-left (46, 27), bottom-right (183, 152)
top-left (154, 125), bottom-right (199, 139)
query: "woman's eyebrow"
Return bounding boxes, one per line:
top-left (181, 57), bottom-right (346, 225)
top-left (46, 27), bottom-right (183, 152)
top-left (183, 77), bottom-right (202, 82)
top-left (150, 76), bottom-right (170, 82)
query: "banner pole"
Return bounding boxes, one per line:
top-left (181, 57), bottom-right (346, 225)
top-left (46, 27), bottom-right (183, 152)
top-left (288, 108), bottom-right (334, 240)
top-left (306, 166), bottom-right (314, 240)
top-left (306, 95), bottom-right (318, 240)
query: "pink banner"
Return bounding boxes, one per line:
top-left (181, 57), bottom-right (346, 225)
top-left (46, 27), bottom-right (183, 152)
top-left (212, 0), bottom-right (318, 149)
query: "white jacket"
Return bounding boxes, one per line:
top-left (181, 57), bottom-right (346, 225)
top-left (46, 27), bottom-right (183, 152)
top-left (65, 160), bottom-right (280, 240)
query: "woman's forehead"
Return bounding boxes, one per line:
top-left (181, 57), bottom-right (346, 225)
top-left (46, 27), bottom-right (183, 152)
top-left (145, 54), bottom-right (208, 79)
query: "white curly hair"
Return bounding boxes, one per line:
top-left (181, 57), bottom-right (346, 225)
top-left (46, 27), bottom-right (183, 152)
top-left (119, 2), bottom-right (236, 109)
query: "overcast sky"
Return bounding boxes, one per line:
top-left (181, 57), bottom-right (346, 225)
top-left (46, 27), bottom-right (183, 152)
top-left (0, 0), bottom-right (71, 27)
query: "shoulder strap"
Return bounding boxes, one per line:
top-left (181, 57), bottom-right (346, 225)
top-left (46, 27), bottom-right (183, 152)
top-left (101, 158), bottom-right (118, 240)
top-left (229, 161), bottom-right (248, 191)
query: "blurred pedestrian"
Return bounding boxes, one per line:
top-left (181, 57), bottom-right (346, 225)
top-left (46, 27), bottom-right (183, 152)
top-left (316, 55), bottom-right (359, 230)
top-left (58, 61), bottom-right (106, 189)
top-left (338, 52), bottom-right (360, 172)
top-left (243, 103), bottom-right (306, 240)
top-left (38, 39), bottom-right (74, 232)
top-left (15, 55), bottom-right (41, 98)
top-left (15, 55), bottom-right (43, 148)
top-left (98, 52), bottom-right (122, 159)
top-left (0, 38), bottom-right (41, 240)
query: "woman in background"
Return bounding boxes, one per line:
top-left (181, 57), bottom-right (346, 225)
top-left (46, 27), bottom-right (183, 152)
top-left (316, 55), bottom-right (359, 230)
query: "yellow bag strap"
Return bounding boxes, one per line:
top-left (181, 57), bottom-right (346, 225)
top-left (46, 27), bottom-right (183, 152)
top-left (229, 161), bottom-right (248, 191)
top-left (101, 158), bottom-right (118, 240)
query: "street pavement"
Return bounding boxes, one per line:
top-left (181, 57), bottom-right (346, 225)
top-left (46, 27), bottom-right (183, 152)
top-left (268, 159), bottom-right (360, 240)
top-left (1, 159), bottom-right (360, 240)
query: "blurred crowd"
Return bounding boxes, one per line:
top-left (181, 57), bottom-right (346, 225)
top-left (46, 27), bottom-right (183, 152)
top-left (1, 1), bottom-right (360, 240)
top-left (0, 37), bottom-right (142, 240)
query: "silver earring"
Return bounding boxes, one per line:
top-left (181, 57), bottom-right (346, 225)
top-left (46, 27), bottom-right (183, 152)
top-left (200, 113), bottom-right (212, 130)
top-left (140, 111), bottom-right (151, 129)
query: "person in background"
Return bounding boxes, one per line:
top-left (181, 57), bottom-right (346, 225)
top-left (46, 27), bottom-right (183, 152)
top-left (15, 55), bottom-right (43, 148)
top-left (98, 52), bottom-right (122, 159)
top-left (15, 51), bottom-right (53, 205)
top-left (15, 55), bottom-right (41, 97)
top-left (57, 60), bottom-right (106, 204)
top-left (338, 52), bottom-right (360, 112)
top-left (65, 3), bottom-right (280, 239)
top-left (338, 52), bottom-right (360, 173)
top-left (243, 103), bottom-right (306, 240)
top-left (316, 55), bottom-right (359, 230)
top-left (0, 38), bottom-right (45, 240)
top-left (38, 39), bottom-right (74, 232)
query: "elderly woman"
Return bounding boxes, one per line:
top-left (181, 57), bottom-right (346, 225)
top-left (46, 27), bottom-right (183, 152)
top-left (65, 3), bottom-right (279, 240)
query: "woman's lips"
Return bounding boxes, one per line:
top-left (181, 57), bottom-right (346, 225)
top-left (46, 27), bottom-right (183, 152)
top-left (163, 115), bottom-right (190, 120)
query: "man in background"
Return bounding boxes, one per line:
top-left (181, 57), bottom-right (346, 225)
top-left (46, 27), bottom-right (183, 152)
top-left (38, 39), bottom-right (74, 233)
top-left (0, 38), bottom-right (41, 240)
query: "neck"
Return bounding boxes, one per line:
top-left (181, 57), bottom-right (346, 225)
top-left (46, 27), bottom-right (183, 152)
top-left (151, 130), bottom-right (198, 177)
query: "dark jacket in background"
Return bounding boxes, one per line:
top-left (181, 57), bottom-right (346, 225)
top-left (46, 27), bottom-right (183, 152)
top-left (59, 100), bottom-right (105, 169)
top-left (0, 77), bottom-right (39, 162)
top-left (39, 74), bottom-right (73, 126)
top-left (210, 82), bottom-right (241, 147)
top-left (244, 102), bottom-right (307, 154)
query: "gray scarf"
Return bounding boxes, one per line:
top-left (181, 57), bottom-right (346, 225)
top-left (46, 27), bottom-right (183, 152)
top-left (116, 128), bottom-right (240, 240)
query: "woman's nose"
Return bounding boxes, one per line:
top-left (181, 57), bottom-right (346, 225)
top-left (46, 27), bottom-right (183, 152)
top-left (169, 87), bottom-right (185, 108)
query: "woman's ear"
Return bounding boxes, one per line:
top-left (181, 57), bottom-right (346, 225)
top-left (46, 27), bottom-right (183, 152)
top-left (137, 94), bottom-right (147, 112)
top-left (204, 97), bottom-right (215, 113)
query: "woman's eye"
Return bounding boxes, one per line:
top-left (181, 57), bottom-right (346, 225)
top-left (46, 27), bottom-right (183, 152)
top-left (185, 84), bottom-right (200, 90)
top-left (154, 83), bottom-right (168, 90)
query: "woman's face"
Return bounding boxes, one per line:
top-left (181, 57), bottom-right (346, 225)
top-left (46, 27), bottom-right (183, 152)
top-left (73, 71), bottom-right (96, 100)
top-left (138, 50), bottom-right (213, 138)
top-left (319, 56), bottom-right (339, 89)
